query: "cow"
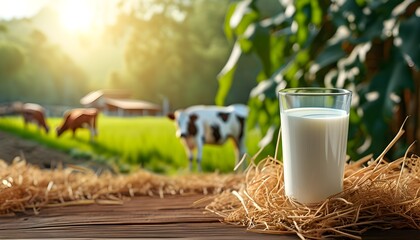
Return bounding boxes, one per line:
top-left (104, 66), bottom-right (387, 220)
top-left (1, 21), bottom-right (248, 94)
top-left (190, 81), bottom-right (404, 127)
top-left (21, 103), bottom-right (49, 133)
top-left (56, 108), bottom-right (99, 141)
top-left (167, 104), bottom-right (248, 171)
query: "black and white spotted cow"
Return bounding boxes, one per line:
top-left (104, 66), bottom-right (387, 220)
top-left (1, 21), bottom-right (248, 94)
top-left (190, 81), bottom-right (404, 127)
top-left (168, 104), bottom-right (248, 171)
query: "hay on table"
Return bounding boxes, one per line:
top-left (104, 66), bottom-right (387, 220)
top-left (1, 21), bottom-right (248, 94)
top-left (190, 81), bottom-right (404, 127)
top-left (206, 154), bottom-right (419, 239)
top-left (0, 158), bottom-right (244, 215)
top-left (206, 125), bottom-right (420, 240)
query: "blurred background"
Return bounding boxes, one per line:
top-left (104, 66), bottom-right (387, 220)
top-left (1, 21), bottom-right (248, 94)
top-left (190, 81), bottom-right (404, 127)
top-left (0, 0), bottom-right (243, 109)
top-left (0, 0), bottom-right (418, 173)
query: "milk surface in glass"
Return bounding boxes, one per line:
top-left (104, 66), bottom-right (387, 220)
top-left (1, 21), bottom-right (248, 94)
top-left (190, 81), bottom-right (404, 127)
top-left (281, 107), bottom-right (349, 204)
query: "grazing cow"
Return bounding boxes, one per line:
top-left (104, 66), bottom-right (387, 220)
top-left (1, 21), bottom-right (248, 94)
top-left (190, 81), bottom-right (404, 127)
top-left (56, 108), bottom-right (99, 141)
top-left (168, 104), bottom-right (248, 171)
top-left (21, 103), bottom-right (49, 133)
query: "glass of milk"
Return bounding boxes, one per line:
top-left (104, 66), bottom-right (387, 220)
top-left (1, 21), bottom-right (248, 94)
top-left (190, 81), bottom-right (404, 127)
top-left (278, 88), bottom-right (352, 204)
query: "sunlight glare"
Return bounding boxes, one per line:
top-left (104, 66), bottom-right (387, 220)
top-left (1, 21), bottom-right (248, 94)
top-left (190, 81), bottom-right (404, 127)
top-left (58, 0), bottom-right (94, 32)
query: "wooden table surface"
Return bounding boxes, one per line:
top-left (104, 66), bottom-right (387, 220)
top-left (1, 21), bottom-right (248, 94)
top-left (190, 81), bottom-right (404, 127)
top-left (0, 195), bottom-right (418, 239)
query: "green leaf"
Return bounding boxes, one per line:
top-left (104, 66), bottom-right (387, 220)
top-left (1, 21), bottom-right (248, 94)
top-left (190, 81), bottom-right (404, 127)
top-left (355, 0), bottom-right (366, 6)
top-left (270, 52), bottom-right (298, 82)
top-left (360, 67), bottom-right (393, 156)
top-left (398, 15), bottom-right (420, 69)
top-left (359, 53), bottom-right (414, 156)
top-left (224, 3), bottom-right (238, 41)
top-left (367, 0), bottom-right (401, 14)
top-left (260, 12), bottom-right (288, 28)
top-left (229, 0), bottom-right (259, 37)
top-left (366, 55), bottom-right (413, 114)
top-left (238, 36), bottom-right (253, 53)
top-left (251, 23), bottom-right (271, 76)
top-left (330, 0), bottom-right (363, 29)
top-left (383, 58), bottom-right (415, 116)
top-left (311, 1), bottom-right (323, 26)
top-left (216, 43), bottom-right (242, 105)
top-left (356, 17), bottom-right (383, 43)
top-left (250, 79), bottom-right (275, 99)
top-left (313, 41), bottom-right (346, 73)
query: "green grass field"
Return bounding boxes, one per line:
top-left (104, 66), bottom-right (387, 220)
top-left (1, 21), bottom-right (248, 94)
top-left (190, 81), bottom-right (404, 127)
top-left (0, 115), bottom-right (266, 174)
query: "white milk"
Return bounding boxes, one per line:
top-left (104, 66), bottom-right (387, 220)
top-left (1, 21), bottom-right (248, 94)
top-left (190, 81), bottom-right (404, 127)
top-left (281, 107), bottom-right (349, 204)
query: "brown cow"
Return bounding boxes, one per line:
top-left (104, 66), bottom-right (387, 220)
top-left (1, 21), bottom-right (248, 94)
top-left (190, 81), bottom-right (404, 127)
top-left (56, 108), bottom-right (99, 141)
top-left (21, 103), bottom-right (49, 133)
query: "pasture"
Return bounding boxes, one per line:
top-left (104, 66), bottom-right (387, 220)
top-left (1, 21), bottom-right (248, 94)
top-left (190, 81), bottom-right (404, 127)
top-left (0, 114), bottom-right (263, 174)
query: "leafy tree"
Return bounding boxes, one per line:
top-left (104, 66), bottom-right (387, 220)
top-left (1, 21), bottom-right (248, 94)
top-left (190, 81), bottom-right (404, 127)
top-left (0, 42), bottom-right (25, 101)
top-left (0, 42), bottom-right (24, 75)
top-left (217, 0), bottom-right (419, 160)
top-left (0, 25), bottom-right (89, 105)
top-left (107, 0), bottom-right (232, 110)
top-left (24, 30), bottom-right (89, 105)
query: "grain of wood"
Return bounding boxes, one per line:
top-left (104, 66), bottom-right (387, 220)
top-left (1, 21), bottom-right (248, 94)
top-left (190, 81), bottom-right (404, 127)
top-left (0, 195), bottom-right (418, 239)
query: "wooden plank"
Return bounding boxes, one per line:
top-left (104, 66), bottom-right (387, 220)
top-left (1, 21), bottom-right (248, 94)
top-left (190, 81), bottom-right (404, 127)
top-left (0, 195), bottom-right (418, 239)
top-left (0, 195), bottom-right (290, 239)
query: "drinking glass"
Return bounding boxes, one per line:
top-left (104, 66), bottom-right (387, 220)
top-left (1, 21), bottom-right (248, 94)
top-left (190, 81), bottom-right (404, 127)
top-left (278, 88), bottom-right (352, 204)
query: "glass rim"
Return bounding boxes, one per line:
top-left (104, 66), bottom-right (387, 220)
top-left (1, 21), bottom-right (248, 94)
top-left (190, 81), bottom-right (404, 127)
top-left (278, 87), bottom-right (352, 96)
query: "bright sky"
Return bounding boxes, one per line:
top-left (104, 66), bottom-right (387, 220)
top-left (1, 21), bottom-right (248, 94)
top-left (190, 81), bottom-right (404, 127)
top-left (0, 0), bottom-right (51, 20)
top-left (0, 0), bottom-right (119, 32)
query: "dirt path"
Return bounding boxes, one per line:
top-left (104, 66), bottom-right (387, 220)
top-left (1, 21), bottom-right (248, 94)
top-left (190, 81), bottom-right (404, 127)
top-left (0, 130), bottom-right (110, 171)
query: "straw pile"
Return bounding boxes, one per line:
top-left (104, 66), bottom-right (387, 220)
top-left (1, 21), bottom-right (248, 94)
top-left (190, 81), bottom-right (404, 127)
top-left (0, 158), bottom-right (243, 215)
top-left (206, 127), bottom-right (420, 239)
